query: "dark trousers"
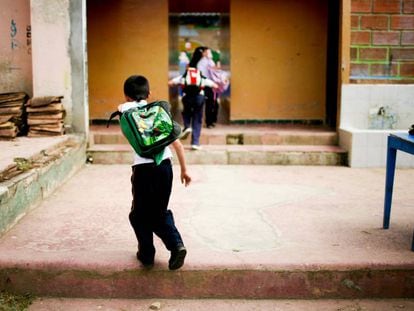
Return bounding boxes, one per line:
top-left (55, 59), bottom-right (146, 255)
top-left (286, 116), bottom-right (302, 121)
top-left (129, 159), bottom-right (183, 262)
top-left (182, 94), bottom-right (205, 145)
top-left (204, 87), bottom-right (218, 127)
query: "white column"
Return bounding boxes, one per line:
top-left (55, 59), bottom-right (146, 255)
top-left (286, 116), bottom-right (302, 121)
top-left (30, 0), bottom-right (88, 134)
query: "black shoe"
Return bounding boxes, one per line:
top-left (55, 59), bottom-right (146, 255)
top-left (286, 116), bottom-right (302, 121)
top-left (168, 245), bottom-right (187, 270)
top-left (137, 252), bottom-right (154, 269)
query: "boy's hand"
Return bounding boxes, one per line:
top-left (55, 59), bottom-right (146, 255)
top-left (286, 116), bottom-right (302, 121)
top-left (181, 171), bottom-right (191, 187)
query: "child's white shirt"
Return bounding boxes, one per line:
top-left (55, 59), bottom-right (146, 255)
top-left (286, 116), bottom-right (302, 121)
top-left (118, 100), bottom-right (173, 166)
top-left (169, 73), bottom-right (216, 88)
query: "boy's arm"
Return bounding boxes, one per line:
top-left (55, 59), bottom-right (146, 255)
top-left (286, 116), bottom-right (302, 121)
top-left (171, 139), bottom-right (191, 187)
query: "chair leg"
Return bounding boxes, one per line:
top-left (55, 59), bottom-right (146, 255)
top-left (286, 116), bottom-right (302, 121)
top-left (383, 145), bottom-right (397, 229)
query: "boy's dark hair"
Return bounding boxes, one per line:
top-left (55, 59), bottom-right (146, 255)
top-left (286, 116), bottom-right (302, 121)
top-left (124, 75), bottom-right (150, 101)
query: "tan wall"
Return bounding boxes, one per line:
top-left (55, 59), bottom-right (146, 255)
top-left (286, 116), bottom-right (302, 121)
top-left (0, 0), bottom-right (32, 95)
top-left (88, 0), bottom-right (169, 119)
top-left (230, 0), bottom-right (328, 121)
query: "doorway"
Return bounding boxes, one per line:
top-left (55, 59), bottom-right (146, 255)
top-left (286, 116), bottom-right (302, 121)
top-left (168, 0), bottom-right (230, 125)
top-left (86, 0), bottom-right (339, 128)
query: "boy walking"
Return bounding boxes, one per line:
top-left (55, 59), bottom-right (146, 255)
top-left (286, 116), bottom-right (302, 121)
top-left (118, 75), bottom-right (191, 270)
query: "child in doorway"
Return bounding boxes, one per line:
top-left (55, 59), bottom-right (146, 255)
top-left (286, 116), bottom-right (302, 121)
top-left (168, 47), bottom-right (218, 150)
top-left (118, 75), bottom-right (191, 270)
top-left (197, 47), bottom-right (219, 129)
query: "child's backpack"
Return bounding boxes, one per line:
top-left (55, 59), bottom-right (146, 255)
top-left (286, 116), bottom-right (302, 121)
top-left (182, 67), bottom-right (203, 96)
top-left (107, 101), bottom-right (181, 165)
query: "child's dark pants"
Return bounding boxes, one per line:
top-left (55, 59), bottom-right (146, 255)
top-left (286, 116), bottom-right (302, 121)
top-left (204, 87), bottom-right (218, 127)
top-left (182, 94), bottom-right (205, 145)
top-left (129, 159), bottom-right (184, 263)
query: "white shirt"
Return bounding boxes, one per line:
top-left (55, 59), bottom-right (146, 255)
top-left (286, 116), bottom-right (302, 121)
top-left (197, 56), bottom-right (215, 79)
top-left (169, 72), bottom-right (216, 89)
top-left (118, 100), bottom-right (173, 166)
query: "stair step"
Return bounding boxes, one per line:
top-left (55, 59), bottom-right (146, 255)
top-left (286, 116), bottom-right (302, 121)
top-left (91, 131), bottom-right (338, 146)
top-left (1, 256), bottom-right (413, 299)
top-left (87, 144), bottom-right (347, 165)
top-left (1, 263), bottom-right (413, 299)
top-left (0, 135), bottom-right (86, 236)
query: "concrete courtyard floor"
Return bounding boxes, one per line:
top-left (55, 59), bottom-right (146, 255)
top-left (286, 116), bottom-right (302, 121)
top-left (1, 161), bottom-right (414, 309)
top-left (1, 164), bottom-right (413, 270)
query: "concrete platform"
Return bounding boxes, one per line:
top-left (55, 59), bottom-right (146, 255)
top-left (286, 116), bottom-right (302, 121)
top-left (0, 136), bottom-right (79, 174)
top-left (0, 134), bottom-right (86, 236)
top-left (0, 164), bottom-right (413, 299)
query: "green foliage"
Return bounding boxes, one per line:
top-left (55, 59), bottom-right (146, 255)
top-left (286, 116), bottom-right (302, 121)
top-left (0, 291), bottom-right (34, 311)
top-left (13, 158), bottom-right (32, 171)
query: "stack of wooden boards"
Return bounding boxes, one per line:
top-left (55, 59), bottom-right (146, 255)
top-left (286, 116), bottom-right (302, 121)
top-left (27, 96), bottom-right (65, 137)
top-left (0, 92), bottom-right (28, 139)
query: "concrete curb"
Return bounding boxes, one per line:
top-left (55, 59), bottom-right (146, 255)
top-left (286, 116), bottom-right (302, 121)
top-left (0, 135), bottom-right (86, 236)
top-left (1, 265), bottom-right (413, 299)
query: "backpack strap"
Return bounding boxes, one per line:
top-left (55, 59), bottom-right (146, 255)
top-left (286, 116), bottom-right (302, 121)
top-left (182, 68), bottom-right (204, 92)
top-left (183, 69), bottom-right (188, 88)
top-left (107, 110), bottom-right (122, 128)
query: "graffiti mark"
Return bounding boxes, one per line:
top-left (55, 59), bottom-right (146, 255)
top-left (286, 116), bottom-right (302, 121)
top-left (10, 19), bottom-right (18, 49)
top-left (10, 20), bottom-right (17, 37)
top-left (26, 25), bottom-right (32, 55)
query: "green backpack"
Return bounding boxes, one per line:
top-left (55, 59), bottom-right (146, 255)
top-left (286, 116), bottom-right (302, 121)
top-left (107, 101), bottom-right (181, 165)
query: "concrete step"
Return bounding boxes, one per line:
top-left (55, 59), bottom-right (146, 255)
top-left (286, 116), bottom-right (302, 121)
top-left (87, 144), bottom-right (347, 165)
top-left (2, 263), bottom-right (412, 299)
top-left (88, 124), bottom-right (347, 165)
top-left (0, 134), bottom-right (86, 236)
top-left (28, 297), bottom-right (414, 310)
top-left (91, 124), bottom-right (339, 146)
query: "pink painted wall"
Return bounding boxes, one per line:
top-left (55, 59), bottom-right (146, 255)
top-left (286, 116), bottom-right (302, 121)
top-left (0, 0), bottom-right (32, 95)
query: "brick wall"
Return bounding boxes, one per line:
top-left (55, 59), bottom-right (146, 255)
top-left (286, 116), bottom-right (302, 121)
top-left (351, 0), bottom-right (414, 82)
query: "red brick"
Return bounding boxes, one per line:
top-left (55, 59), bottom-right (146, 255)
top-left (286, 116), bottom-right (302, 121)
top-left (360, 47), bottom-right (388, 60)
top-left (370, 63), bottom-right (399, 75)
top-left (351, 15), bottom-right (360, 29)
top-left (372, 31), bottom-right (400, 44)
top-left (391, 15), bottom-right (414, 29)
top-left (361, 15), bottom-right (389, 29)
top-left (351, 48), bottom-right (359, 60)
top-left (351, 63), bottom-right (370, 76)
top-left (373, 0), bottom-right (402, 13)
top-left (352, 0), bottom-right (372, 12)
top-left (390, 47), bottom-right (414, 59)
top-left (402, 30), bottom-right (414, 44)
top-left (403, 0), bottom-right (414, 13)
top-left (400, 62), bottom-right (414, 75)
top-left (352, 31), bottom-right (372, 44)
